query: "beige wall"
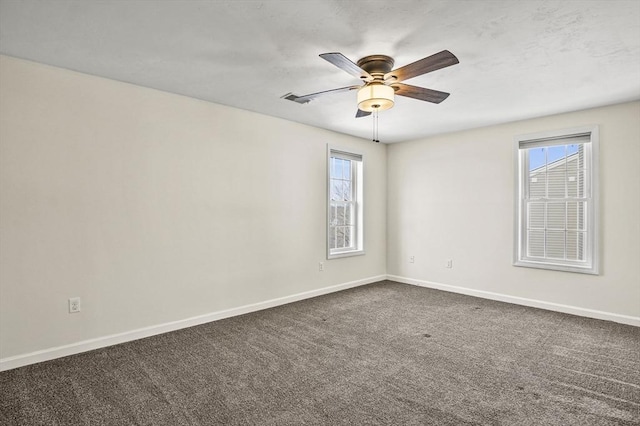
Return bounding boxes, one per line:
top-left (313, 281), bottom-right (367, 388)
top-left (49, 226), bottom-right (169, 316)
top-left (0, 56), bottom-right (387, 360)
top-left (387, 101), bottom-right (640, 318)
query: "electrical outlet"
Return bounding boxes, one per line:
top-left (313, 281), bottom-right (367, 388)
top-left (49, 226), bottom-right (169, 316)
top-left (446, 259), bottom-right (453, 268)
top-left (409, 256), bottom-right (415, 263)
top-left (69, 297), bottom-right (81, 313)
top-left (319, 262), bottom-right (324, 272)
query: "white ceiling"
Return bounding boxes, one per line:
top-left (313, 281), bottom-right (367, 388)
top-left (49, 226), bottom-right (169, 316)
top-left (1, 0), bottom-right (639, 143)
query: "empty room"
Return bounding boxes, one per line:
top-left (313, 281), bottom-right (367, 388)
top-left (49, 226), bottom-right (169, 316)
top-left (0, 1), bottom-right (639, 425)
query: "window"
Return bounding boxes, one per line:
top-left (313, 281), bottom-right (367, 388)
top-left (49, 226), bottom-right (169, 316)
top-left (327, 148), bottom-right (364, 259)
top-left (514, 126), bottom-right (599, 274)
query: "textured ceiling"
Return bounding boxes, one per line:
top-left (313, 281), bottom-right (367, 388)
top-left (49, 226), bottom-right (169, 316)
top-left (1, 0), bottom-right (639, 143)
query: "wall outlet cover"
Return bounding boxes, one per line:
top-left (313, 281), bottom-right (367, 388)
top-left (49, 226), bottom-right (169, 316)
top-left (69, 297), bottom-right (81, 313)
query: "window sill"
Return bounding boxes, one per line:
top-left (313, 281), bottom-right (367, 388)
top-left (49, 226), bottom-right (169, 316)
top-left (513, 259), bottom-right (598, 275)
top-left (328, 249), bottom-right (365, 260)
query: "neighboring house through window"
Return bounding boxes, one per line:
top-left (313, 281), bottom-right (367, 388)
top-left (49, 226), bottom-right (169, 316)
top-left (514, 125), bottom-right (599, 274)
top-left (328, 147), bottom-right (363, 259)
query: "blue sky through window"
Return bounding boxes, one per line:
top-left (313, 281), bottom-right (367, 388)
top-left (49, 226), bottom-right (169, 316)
top-left (529, 144), bottom-right (579, 170)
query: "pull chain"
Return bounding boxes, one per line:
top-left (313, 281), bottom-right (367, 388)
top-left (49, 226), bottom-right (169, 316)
top-left (372, 108), bottom-right (380, 143)
top-left (371, 109), bottom-right (376, 142)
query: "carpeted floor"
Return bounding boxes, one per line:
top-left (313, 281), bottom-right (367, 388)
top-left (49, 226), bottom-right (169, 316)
top-left (1, 280), bottom-right (639, 425)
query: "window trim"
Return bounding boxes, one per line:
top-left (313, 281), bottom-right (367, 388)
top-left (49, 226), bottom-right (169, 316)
top-left (513, 125), bottom-right (599, 275)
top-left (327, 146), bottom-right (365, 260)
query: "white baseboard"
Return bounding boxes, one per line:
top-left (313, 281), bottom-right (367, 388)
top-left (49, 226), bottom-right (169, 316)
top-left (0, 275), bottom-right (385, 372)
top-left (4, 273), bottom-right (635, 372)
top-left (387, 274), bottom-right (640, 327)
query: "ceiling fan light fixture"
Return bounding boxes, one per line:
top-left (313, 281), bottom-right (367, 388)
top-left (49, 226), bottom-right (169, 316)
top-left (357, 83), bottom-right (394, 112)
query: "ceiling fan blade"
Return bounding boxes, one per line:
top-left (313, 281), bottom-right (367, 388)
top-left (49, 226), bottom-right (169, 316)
top-left (392, 83), bottom-right (450, 103)
top-left (385, 50), bottom-right (459, 82)
top-left (282, 85), bottom-right (361, 104)
top-left (356, 109), bottom-right (371, 118)
top-left (320, 53), bottom-right (373, 81)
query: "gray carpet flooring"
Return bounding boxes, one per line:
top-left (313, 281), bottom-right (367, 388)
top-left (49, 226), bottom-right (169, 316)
top-left (1, 280), bottom-right (639, 425)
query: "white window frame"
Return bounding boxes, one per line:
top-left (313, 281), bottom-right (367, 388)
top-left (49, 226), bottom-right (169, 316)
top-left (327, 146), bottom-right (364, 259)
top-left (513, 125), bottom-right (599, 275)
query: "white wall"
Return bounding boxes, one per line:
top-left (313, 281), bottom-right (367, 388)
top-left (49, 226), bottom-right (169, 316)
top-left (387, 101), bottom-right (640, 320)
top-left (0, 55), bottom-right (387, 362)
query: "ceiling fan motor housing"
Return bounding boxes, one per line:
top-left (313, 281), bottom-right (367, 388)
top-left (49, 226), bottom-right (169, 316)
top-left (356, 55), bottom-right (395, 76)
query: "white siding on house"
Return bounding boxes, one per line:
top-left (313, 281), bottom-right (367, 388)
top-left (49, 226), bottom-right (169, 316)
top-left (527, 148), bottom-right (586, 261)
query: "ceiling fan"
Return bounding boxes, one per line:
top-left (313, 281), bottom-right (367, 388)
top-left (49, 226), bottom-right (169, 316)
top-left (282, 50), bottom-right (459, 118)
